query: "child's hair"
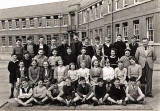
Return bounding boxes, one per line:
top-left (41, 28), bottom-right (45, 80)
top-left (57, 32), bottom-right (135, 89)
top-left (23, 51), bottom-right (30, 55)
top-left (69, 62), bottom-right (76, 70)
top-left (51, 48), bottom-right (58, 53)
top-left (39, 35), bottom-right (44, 39)
top-left (16, 38), bottom-right (22, 42)
top-left (97, 78), bottom-right (104, 83)
top-left (95, 36), bottom-right (100, 41)
top-left (11, 54), bottom-right (17, 57)
top-left (117, 34), bottom-right (122, 37)
top-left (81, 47), bottom-right (86, 51)
top-left (113, 78), bottom-right (120, 82)
top-left (27, 36), bottom-right (33, 40)
top-left (129, 77), bottom-right (136, 82)
top-left (19, 60), bottom-right (24, 65)
top-left (91, 59), bottom-right (100, 67)
top-left (131, 35), bottom-right (137, 39)
top-left (129, 56), bottom-right (138, 63)
top-left (21, 78), bottom-right (28, 82)
top-left (125, 49), bottom-right (131, 52)
top-left (79, 77), bottom-right (85, 81)
top-left (31, 59), bottom-right (38, 66)
top-left (65, 76), bottom-right (71, 81)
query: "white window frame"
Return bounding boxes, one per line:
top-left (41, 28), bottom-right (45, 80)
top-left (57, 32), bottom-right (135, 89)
top-left (115, 24), bottom-right (120, 37)
top-left (8, 20), bottom-right (12, 29)
top-left (8, 36), bottom-right (13, 46)
top-left (133, 20), bottom-right (140, 40)
top-left (123, 23), bottom-right (128, 40)
top-left (30, 18), bottom-right (34, 28)
top-left (15, 19), bottom-right (20, 29)
top-left (22, 19), bottom-right (26, 28)
top-left (146, 17), bottom-right (154, 41)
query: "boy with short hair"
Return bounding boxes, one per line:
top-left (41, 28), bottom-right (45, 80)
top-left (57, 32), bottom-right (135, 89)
top-left (129, 36), bottom-right (139, 57)
top-left (15, 79), bottom-right (34, 107)
top-left (33, 80), bottom-right (49, 104)
top-left (72, 77), bottom-right (94, 105)
top-left (126, 77), bottom-right (145, 104)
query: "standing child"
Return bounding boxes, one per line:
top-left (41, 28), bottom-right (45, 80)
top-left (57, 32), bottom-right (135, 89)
top-left (115, 61), bottom-right (127, 86)
top-left (77, 61), bottom-right (90, 83)
top-left (48, 49), bottom-right (62, 67)
top-left (33, 80), bottom-right (49, 104)
top-left (28, 60), bottom-right (40, 87)
top-left (8, 54), bottom-right (19, 98)
top-left (67, 63), bottom-right (78, 90)
top-left (12, 39), bottom-right (23, 61)
top-left (34, 49), bottom-right (48, 67)
top-left (108, 48), bottom-right (119, 69)
top-left (126, 77), bottom-right (145, 104)
top-left (15, 79), bottom-right (34, 107)
top-left (90, 59), bottom-right (103, 86)
top-left (22, 51), bottom-right (32, 70)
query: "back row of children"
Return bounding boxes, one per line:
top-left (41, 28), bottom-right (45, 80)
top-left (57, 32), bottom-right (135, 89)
top-left (8, 34), bottom-right (145, 106)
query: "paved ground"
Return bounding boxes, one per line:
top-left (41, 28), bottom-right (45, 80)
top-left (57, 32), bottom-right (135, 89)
top-left (0, 61), bottom-right (160, 111)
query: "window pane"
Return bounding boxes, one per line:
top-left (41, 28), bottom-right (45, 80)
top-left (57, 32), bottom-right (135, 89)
top-left (9, 36), bottom-right (12, 46)
top-left (2, 36), bottom-right (6, 46)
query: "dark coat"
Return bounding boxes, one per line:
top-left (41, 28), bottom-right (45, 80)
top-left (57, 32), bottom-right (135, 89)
top-left (39, 68), bottom-right (54, 83)
top-left (70, 41), bottom-right (83, 58)
top-left (23, 43), bottom-right (37, 56)
top-left (113, 41), bottom-right (126, 58)
top-left (58, 44), bottom-right (69, 60)
top-left (63, 54), bottom-right (76, 66)
top-left (36, 44), bottom-right (49, 57)
top-left (129, 43), bottom-right (139, 56)
top-left (103, 43), bottom-right (114, 57)
top-left (16, 67), bottom-right (28, 80)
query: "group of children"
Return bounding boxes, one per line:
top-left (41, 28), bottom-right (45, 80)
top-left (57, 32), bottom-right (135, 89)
top-left (8, 35), bottom-right (146, 107)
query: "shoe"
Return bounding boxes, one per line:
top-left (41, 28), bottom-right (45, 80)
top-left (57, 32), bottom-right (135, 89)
top-left (9, 95), bottom-right (14, 99)
top-left (93, 102), bottom-right (98, 106)
top-left (146, 94), bottom-right (153, 98)
top-left (122, 101), bottom-right (127, 106)
top-left (24, 103), bottom-right (33, 107)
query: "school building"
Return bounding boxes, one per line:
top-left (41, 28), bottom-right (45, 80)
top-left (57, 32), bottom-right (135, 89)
top-left (0, 0), bottom-right (160, 60)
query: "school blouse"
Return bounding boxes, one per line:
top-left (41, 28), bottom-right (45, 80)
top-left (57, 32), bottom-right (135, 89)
top-left (115, 67), bottom-right (127, 84)
top-left (128, 64), bottom-right (142, 79)
top-left (77, 68), bottom-right (90, 83)
top-left (28, 66), bottom-right (40, 82)
top-left (67, 70), bottom-right (78, 81)
top-left (48, 56), bottom-right (62, 66)
top-left (102, 66), bottom-right (115, 81)
top-left (34, 55), bottom-right (48, 67)
top-left (33, 86), bottom-right (47, 97)
top-left (119, 56), bottom-right (131, 68)
top-left (54, 66), bottom-right (67, 82)
top-left (90, 67), bottom-right (102, 82)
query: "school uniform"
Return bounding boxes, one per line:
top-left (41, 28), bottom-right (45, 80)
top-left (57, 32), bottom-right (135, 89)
top-left (36, 44), bottom-right (49, 57)
top-left (94, 83), bottom-right (107, 99)
top-left (102, 43), bottom-right (114, 57)
top-left (71, 41), bottom-right (83, 59)
top-left (12, 46), bottom-right (24, 61)
top-left (61, 84), bottom-right (75, 100)
top-left (83, 45), bottom-right (94, 58)
top-left (34, 55), bottom-right (48, 67)
top-left (22, 57), bottom-right (32, 69)
top-left (114, 41), bottom-right (126, 58)
top-left (58, 44), bottom-right (69, 60)
top-left (23, 43), bottom-right (37, 57)
top-left (90, 68), bottom-right (103, 85)
top-left (8, 60), bottom-right (19, 84)
top-left (108, 56), bottom-right (118, 69)
top-left (16, 67), bottom-right (28, 80)
top-left (63, 53), bottom-right (76, 66)
top-left (77, 55), bottom-right (91, 68)
top-left (19, 87), bottom-right (33, 102)
top-left (129, 42), bottom-right (139, 57)
top-left (33, 86), bottom-right (48, 101)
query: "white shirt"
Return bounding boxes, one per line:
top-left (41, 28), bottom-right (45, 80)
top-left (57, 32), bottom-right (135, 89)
top-left (103, 67), bottom-right (115, 80)
top-left (77, 68), bottom-right (90, 83)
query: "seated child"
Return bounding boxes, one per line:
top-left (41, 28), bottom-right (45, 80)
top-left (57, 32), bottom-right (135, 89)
top-left (107, 78), bottom-right (127, 105)
top-left (72, 77), bottom-right (94, 105)
top-left (119, 49), bottom-right (131, 68)
top-left (77, 61), bottom-right (90, 83)
top-left (92, 78), bottom-right (109, 106)
top-left (108, 48), bottom-right (119, 69)
top-left (90, 59), bottom-right (103, 86)
top-left (115, 61), bottom-right (127, 86)
top-left (15, 79), bottom-right (34, 107)
top-left (67, 63), bottom-right (78, 90)
top-left (57, 77), bottom-right (75, 106)
top-left (33, 80), bottom-right (49, 104)
top-left (126, 77), bottom-right (145, 104)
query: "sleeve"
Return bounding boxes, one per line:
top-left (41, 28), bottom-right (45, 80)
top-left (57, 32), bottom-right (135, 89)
top-left (110, 68), bottom-right (115, 80)
top-left (152, 47), bottom-right (157, 61)
top-left (8, 62), bottom-right (12, 72)
top-left (128, 66), bottom-right (131, 79)
top-left (135, 48), bottom-right (139, 61)
top-left (76, 85), bottom-right (83, 97)
top-left (86, 84), bottom-right (93, 98)
top-left (137, 87), bottom-right (144, 97)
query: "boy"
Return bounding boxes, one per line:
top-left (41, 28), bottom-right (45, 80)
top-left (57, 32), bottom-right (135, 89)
top-left (77, 47), bottom-right (91, 68)
top-left (22, 51), bottom-right (32, 70)
top-left (107, 78), bottom-right (127, 105)
top-left (57, 77), bottom-right (75, 106)
top-left (129, 36), bottom-right (139, 57)
top-left (102, 37), bottom-right (113, 57)
top-left (12, 39), bottom-right (23, 61)
top-left (33, 49), bottom-right (48, 67)
top-left (8, 54), bottom-right (19, 98)
top-left (72, 77), bottom-right (94, 105)
top-left (126, 77), bottom-right (145, 104)
top-left (33, 80), bottom-right (49, 104)
top-left (15, 79), bottom-right (34, 107)
top-left (92, 78), bottom-right (110, 106)
top-left (92, 36), bottom-right (103, 55)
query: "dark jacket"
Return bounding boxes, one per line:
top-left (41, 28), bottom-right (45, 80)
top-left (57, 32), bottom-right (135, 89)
top-left (83, 45), bottom-right (94, 58)
top-left (113, 41), bottom-right (126, 58)
top-left (129, 42), bottom-right (139, 56)
top-left (71, 41), bottom-right (83, 58)
top-left (77, 83), bottom-right (92, 98)
top-left (23, 43), bottom-right (37, 56)
top-left (63, 53), bottom-right (76, 66)
top-left (103, 43), bottom-right (114, 57)
top-left (16, 67), bottom-right (28, 80)
top-left (36, 44), bottom-right (49, 57)
top-left (58, 44), bottom-right (69, 60)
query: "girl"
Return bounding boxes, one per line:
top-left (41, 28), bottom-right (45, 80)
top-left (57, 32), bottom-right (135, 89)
top-left (48, 49), bottom-right (62, 67)
top-left (67, 63), bottom-right (78, 90)
top-left (119, 49), bottom-right (131, 68)
top-left (8, 54), bottom-right (19, 98)
top-left (77, 61), bottom-right (90, 83)
top-left (108, 48), bottom-right (119, 69)
top-left (90, 59), bottom-right (102, 86)
top-left (28, 60), bottom-right (40, 87)
top-left (92, 48), bottom-right (104, 67)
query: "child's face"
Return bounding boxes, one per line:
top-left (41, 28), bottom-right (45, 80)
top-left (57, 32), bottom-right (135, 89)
top-left (38, 50), bottom-right (44, 55)
top-left (38, 80), bottom-right (43, 87)
top-left (98, 81), bottom-right (104, 87)
top-left (125, 51), bottom-right (130, 57)
top-left (62, 39), bottom-right (67, 44)
top-left (95, 40), bottom-right (100, 45)
top-left (111, 50), bottom-right (115, 56)
top-left (58, 60), bottom-right (63, 66)
top-left (19, 62), bottom-right (24, 67)
top-left (80, 62), bottom-right (86, 68)
top-left (130, 59), bottom-right (136, 65)
top-left (67, 49), bottom-right (72, 55)
top-left (117, 36), bottom-right (122, 41)
top-left (39, 38), bottom-right (44, 44)
top-left (84, 39), bottom-right (89, 45)
top-left (105, 61), bottom-right (110, 67)
top-left (27, 39), bottom-right (33, 44)
top-left (65, 79), bottom-right (71, 86)
top-left (105, 38), bottom-right (110, 43)
top-left (131, 38), bottom-right (136, 43)
top-left (94, 60), bottom-right (99, 67)
top-left (43, 62), bottom-right (49, 68)
top-left (16, 41), bottom-right (22, 46)
top-left (12, 55), bottom-right (17, 60)
top-left (114, 80), bottom-right (120, 87)
top-left (118, 63), bottom-right (124, 69)
top-left (81, 80), bottom-right (86, 85)
top-left (52, 50), bottom-right (57, 56)
top-left (22, 81), bottom-right (28, 88)
top-left (96, 49), bottom-right (101, 55)
top-left (24, 53), bottom-right (30, 59)
top-left (81, 49), bottom-right (86, 55)
top-left (73, 35), bottom-right (78, 41)
top-left (51, 39), bottom-right (56, 45)
top-left (70, 64), bottom-right (75, 70)
top-left (32, 61), bottom-right (37, 67)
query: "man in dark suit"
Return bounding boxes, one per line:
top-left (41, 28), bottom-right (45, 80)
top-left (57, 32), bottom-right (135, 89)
top-left (129, 36), bottom-right (139, 57)
top-left (70, 33), bottom-right (83, 59)
top-left (36, 36), bottom-right (49, 57)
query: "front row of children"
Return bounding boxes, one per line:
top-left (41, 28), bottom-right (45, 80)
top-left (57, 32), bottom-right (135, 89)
top-left (15, 76), bottom-right (145, 107)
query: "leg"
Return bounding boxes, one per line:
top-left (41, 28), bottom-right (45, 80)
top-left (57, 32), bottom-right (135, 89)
top-left (41, 96), bottom-right (49, 103)
top-left (72, 93), bottom-right (81, 103)
top-left (57, 96), bottom-right (67, 105)
top-left (15, 98), bottom-right (26, 106)
top-left (137, 94), bottom-right (145, 102)
top-left (103, 93), bottom-right (109, 102)
top-left (107, 97), bottom-right (117, 104)
top-left (146, 65), bottom-right (153, 96)
top-left (25, 97), bottom-right (34, 105)
top-left (127, 94), bottom-right (135, 102)
top-left (10, 83), bottom-right (15, 98)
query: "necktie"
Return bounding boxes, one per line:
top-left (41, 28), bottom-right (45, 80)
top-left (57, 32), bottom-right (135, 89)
top-left (145, 46), bottom-right (147, 50)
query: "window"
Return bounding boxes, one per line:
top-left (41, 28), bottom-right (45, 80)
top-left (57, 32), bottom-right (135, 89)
top-left (99, 1), bottom-right (103, 18)
top-left (108, 0), bottom-right (112, 13)
top-left (134, 0), bottom-right (139, 4)
top-left (123, 22), bottom-right (128, 40)
top-left (115, 24), bottom-right (120, 37)
top-left (95, 4), bottom-right (100, 19)
top-left (115, 0), bottom-right (119, 10)
top-left (46, 16), bottom-right (52, 27)
top-left (38, 17), bottom-right (42, 27)
top-left (8, 20), bottom-right (12, 29)
top-left (2, 36), bottom-right (6, 46)
top-left (8, 36), bottom-right (13, 46)
top-left (22, 36), bottom-right (26, 44)
top-left (46, 35), bottom-right (52, 45)
top-left (15, 19), bottom-right (20, 28)
top-left (146, 17), bottom-right (154, 41)
top-left (133, 20), bottom-right (140, 40)
top-left (107, 26), bottom-right (111, 38)
top-left (90, 30), bottom-right (93, 44)
top-left (63, 15), bottom-right (68, 26)
top-left (95, 29), bottom-right (98, 36)
top-left (123, 0), bottom-right (128, 7)
top-left (99, 29), bottom-right (103, 42)
top-left (30, 18), bottom-right (34, 27)
top-left (22, 18), bottom-right (26, 28)
top-left (2, 20), bottom-right (5, 29)
top-left (78, 12), bottom-right (82, 25)
top-left (54, 15), bottom-right (59, 26)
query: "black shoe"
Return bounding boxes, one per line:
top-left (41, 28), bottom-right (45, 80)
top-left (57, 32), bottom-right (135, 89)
top-left (9, 95), bottom-right (14, 99)
top-left (93, 102), bottom-right (98, 106)
top-left (146, 94), bottom-right (153, 98)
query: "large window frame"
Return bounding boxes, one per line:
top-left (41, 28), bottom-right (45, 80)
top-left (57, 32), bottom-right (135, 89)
top-left (146, 17), bottom-right (154, 41)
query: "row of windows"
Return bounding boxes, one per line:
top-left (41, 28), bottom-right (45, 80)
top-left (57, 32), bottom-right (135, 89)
top-left (1, 15), bottom-right (68, 30)
top-left (78, 0), bottom-right (104, 24)
top-left (106, 17), bottom-right (154, 41)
